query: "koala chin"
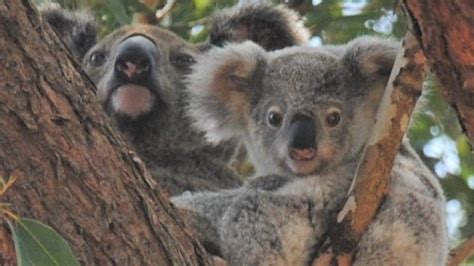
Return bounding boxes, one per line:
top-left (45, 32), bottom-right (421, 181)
top-left (173, 37), bottom-right (448, 265)
top-left (111, 84), bottom-right (155, 119)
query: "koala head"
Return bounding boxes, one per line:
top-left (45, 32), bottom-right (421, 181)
top-left (187, 37), bottom-right (398, 177)
top-left (82, 26), bottom-right (198, 128)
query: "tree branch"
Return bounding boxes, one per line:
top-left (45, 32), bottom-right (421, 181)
top-left (155, 0), bottom-right (176, 22)
top-left (313, 1), bottom-right (474, 264)
top-left (313, 27), bottom-right (427, 266)
top-left (448, 237), bottom-right (474, 266)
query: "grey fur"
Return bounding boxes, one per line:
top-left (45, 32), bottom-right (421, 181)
top-left (39, 4), bottom-right (97, 60)
top-left (206, 4), bottom-right (310, 51)
top-left (40, 5), bottom-right (309, 195)
top-left (173, 37), bottom-right (448, 264)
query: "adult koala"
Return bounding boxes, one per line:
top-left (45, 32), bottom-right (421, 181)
top-left (40, 4), bottom-right (310, 195)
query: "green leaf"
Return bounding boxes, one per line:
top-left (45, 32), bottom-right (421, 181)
top-left (8, 218), bottom-right (79, 266)
top-left (106, 0), bottom-right (131, 26)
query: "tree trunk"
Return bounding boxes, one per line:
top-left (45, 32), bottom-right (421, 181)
top-left (403, 0), bottom-right (474, 145)
top-left (402, 2), bottom-right (474, 262)
top-left (0, 1), bottom-right (210, 265)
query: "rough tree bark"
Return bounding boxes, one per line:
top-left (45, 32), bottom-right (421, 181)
top-left (403, 1), bottom-right (474, 263)
top-left (0, 1), bottom-right (210, 265)
top-left (403, 0), bottom-right (474, 145)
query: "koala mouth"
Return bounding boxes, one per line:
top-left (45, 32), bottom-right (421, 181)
top-left (286, 158), bottom-right (322, 176)
top-left (110, 84), bottom-right (156, 119)
top-left (278, 148), bottom-right (327, 176)
top-left (283, 144), bottom-right (336, 176)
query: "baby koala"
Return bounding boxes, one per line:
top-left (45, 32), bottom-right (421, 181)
top-left (173, 37), bottom-right (448, 265)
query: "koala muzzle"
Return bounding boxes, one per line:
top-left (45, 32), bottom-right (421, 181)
top-left (288, 114), bottom-right (316, 161)
top-left (115, 35), bottom-right (156, 84)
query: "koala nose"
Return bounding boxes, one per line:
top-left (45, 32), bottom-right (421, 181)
top-left (115, 35), bottom-right (156, 84)
top-left (288, 114), bottom-right (316, 161)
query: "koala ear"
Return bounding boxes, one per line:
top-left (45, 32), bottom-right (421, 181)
top-left (342, 36), bottom-right (398, 83)
top-left (207, 4), bottom-right (310, 51)
top-left (187, 41), bottom-right (266, 144)
top-left (39, 5), bottom-right (97, 60)
top-left (342, 37), bottom-right (399, 150)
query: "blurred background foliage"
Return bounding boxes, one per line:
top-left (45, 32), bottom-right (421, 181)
top-left (35, 0), bottom-right (473, 255)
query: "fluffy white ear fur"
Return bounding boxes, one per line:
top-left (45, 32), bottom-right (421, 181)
top-left (343, 36), bottom-right (398, 79)
top-left (186, 41), bottom-right (266, 144)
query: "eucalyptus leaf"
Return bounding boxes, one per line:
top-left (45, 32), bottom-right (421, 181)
top-left (8, 218), bottom-right (79, 266)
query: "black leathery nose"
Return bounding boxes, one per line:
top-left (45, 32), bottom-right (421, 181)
top-left (114, 35), bottom-right (157, 83)
top-left (288, 114), bottom-right (316, 150)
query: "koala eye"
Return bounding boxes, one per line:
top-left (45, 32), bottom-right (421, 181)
top-left (325, 108), bottom-right (342, 127)
top-left (89, 51), bottom-right (106, 66)
top-left (267, 108), bottom-right (283, 128)
top-left (171, 54), bottom-right (195, 68)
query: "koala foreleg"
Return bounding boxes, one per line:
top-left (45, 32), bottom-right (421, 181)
top-left (353, 146), bottom-right (448, 266)
top-left (219, 188), bottom-right (326, 266)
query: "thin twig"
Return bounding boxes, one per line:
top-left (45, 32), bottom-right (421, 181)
top-left (0, 174), bottom-right (18, 197)
top-left (0, 207), bottom-right (19, 221)
top-left (448, 237), bottom-right (474, 266)
top-left (155, 0), bottom-right (176, 22)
